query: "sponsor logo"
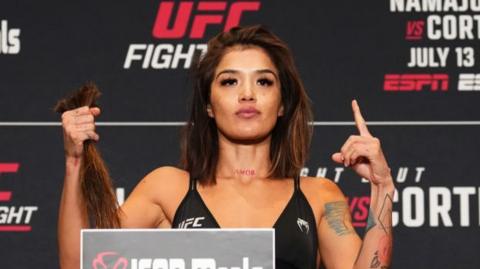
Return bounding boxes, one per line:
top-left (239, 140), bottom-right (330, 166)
top-left (0, 163), bottom-right (38, 232)
top-left (458, 73), bottom-right (480, 91)
top-left (177, 216), bottom-right (205, 228)
top-left (93, 252), bottom-right (128, 269)
top-left (383, 74), bottom-right (449, 91)
top-left (124, 1), bottom-right (261, 70)
top-left (152, 1), bottom-right (261, 39)
top-left (296, 218), bottom-right (310, 234)
top-left (0, 20), bottom-right (21, 55)
top-left (91, 254), bottom-right (263, 269)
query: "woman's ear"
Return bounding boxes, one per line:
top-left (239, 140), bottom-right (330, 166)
top-left (207, 104), bottom-right (214, 118)
top-left (278, 104), bottom-right (284, 116)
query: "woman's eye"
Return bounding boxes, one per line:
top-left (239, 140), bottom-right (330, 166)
top-left (220, 78), bottom-right (237, 86)
top-left (257, 78), bottom-right (274, 87)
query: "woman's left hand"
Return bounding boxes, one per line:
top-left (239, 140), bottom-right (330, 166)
top-left (331, 100), bottom-right (393, 187)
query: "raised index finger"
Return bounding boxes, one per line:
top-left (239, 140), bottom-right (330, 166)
top-left (352, 99), bottom-right (371, 137)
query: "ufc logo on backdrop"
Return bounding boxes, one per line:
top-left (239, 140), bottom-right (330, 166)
top-left (0, 162), bottom-right (38, 232)
top-left (383, 74), bottom-right (449, 92)
top-left (0, 163), bottom-right (19, 202)
top-left (152, 1), bottom-right (261, 39)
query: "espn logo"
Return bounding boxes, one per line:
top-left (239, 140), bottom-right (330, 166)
top-left (383, 74), bottom-right (449, 92)
top-left (458, 74), bottom-right (480, 91)
top-left (153, 1), bottom-right (261, 39)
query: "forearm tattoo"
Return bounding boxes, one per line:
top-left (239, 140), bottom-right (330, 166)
top-left (370, 251), bottom-right (381, 268)
top-left (324, 201), bottom-right (354, 236)
top-left (378, 193), bottom-right (393, 235)
top-left (366, 210), bottom-right (377, 233)
top-left (355, 192), bottom-right (394, 268)
top-left (368, 192), bottom-right (394, 268)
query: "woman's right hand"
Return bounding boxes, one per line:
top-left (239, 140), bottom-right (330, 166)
top-left (61, 106), bottom-right (101, 158)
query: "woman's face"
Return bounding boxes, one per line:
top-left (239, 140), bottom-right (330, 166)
top-left (208, 45), bottom-right (283, 142)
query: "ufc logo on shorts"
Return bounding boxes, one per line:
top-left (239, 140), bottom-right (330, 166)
top-left (177, 217), bottom-right (205, 228)
top-left (152, 1), bottom-right (261, 39)
top-left (383, 74), bottom-right (449, 92)
top-left (458, 74), bottom-right (480, 91)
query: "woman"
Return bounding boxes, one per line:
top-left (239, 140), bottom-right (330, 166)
top-left (58, 25), bottom-right (394, 269)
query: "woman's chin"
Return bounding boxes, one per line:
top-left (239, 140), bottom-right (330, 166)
top-left (224, 131), bottom-right (271, 145)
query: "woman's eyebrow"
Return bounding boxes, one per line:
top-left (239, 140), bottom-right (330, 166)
top-left (215, 68), bottom-right (278, 80)
top-left (255, 69), bottom-right (279, 80)
top-left (215, 69), bottom-right (239, 79)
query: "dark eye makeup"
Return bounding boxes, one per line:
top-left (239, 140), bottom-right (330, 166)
top-left (257, 78), bottom-right (274, 86)
top-left (220, 78), bottom-right (237, 86)
top-left (218, 76), bottom-right (275, 87)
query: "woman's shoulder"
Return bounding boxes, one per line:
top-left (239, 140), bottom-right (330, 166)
top-left (120, 166), bottom-right (190, 227)
top-left (141, 165), bottom-right (189, 187)
top-left (137, 166), bottom-right (190, 202)
top-left (299, 176), bottom-right (348, 221)
top-left (300, 176), bottom-right (346, 201)
top-left (133, 166), bottom-right (191, 220)
top-left (144, 166), bottom-right (189, 181)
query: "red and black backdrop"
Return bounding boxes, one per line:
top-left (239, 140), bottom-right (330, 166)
top-left (1, 1), bottom-right (479, 268)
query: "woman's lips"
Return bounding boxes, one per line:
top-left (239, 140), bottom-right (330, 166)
top-left (236, 107), bottom-right (260, 119)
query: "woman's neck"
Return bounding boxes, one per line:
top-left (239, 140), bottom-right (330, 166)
top-left (216, 133), bottom-right (272, 183)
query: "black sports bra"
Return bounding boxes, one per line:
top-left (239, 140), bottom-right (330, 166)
top-left (172, 176), bottom-right (319, 269)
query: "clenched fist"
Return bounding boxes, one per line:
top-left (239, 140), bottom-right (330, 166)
top-left (61, 106), bottom-right (101, 158)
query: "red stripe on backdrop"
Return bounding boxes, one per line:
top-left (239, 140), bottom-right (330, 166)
top-left (0, 225), bottom-right (32, 232)
top-left (0, 191), bottom-right (12, 201)
top-left (0, 163), bottom-right (20, 173)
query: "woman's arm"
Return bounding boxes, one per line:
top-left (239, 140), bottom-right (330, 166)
top-left (316, 180), bottom-right (394, 269)
top-left (319, 100), bottom-right (394, 269)
top-left (58, 156), bottom-right (88, 269)
top-left (57, 107), bottom-right (176, 268)
top-left (353, 182), bottom-right (394, 269)
top-left (58, 106), bottom-right (99, 269)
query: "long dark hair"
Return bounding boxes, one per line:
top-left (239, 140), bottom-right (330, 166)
top-left (181, 25), bottom-right (313, 185)
top-left (55, 83), bottom-right (120, 228)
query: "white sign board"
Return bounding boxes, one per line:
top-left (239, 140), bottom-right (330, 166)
top-left (81, 229), bottom-right (275, 269)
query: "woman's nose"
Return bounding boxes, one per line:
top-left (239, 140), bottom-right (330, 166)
top-left (238, 82), bottom-right (256, 102)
